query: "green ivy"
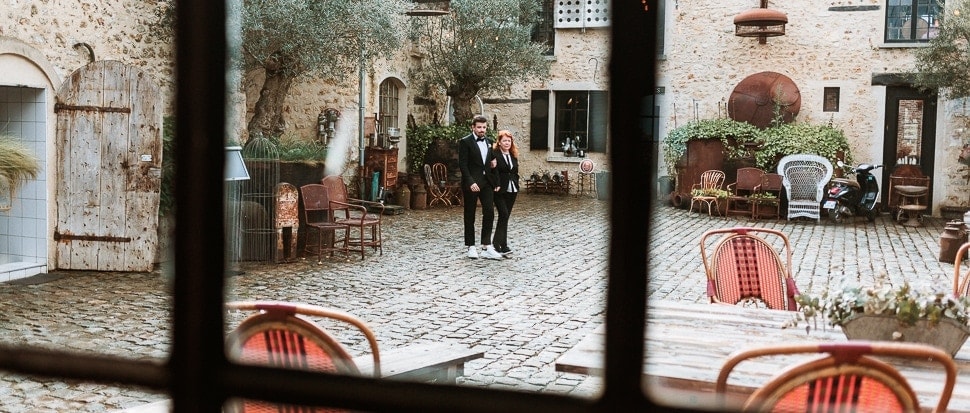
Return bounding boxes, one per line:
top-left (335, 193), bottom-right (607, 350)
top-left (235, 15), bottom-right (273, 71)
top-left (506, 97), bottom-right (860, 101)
top-left (754, 122), bottom-right (853, 171)
top-left (405, 122), bottom-right (488, 174)
top-left (662, 118), bottom-right (762, 175)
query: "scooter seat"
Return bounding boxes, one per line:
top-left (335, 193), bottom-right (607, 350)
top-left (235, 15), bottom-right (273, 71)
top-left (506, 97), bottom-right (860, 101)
top-left (830, 177), bottom-right (859, 189)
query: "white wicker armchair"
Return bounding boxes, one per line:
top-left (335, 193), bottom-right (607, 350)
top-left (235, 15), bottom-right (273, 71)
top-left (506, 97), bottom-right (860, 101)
top-left (776, 154), bottom-right (833, 222)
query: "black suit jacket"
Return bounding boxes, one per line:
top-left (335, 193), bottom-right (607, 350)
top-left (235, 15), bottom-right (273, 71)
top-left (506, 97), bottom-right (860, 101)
top-left (493, 150), bottom-right (519, 193)
top-left (458, 134), bottom-right (497, 190)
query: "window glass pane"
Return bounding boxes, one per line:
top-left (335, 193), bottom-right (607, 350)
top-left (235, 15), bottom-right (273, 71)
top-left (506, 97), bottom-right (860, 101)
top-left (886, 0), bottom-right (913, 41)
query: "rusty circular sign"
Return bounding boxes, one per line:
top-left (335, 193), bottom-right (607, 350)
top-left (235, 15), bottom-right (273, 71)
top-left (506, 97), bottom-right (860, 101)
top-left (728, 71), bottom-right (801, 128)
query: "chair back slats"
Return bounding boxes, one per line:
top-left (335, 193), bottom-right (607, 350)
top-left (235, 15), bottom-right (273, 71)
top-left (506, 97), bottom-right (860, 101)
top-left (717, 342), bottom-right (957, 413)
top-left (954, 242), bottom-right (970, 296)
top-left (700, 227), bottom-right (798, 311)
top-left (699, 170), bottom-right (725, 191)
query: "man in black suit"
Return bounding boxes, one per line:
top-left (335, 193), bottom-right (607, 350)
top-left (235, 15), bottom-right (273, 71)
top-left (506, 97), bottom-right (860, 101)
top-left (457, 115), bottom-right (502, 259)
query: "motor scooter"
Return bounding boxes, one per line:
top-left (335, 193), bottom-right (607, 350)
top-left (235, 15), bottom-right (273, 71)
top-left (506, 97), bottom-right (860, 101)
top-left (823, 161), bottom-right (883, 223)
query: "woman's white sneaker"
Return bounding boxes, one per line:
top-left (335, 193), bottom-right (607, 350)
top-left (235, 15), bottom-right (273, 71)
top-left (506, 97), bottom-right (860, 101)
top-left (481, 246), bottom-right (503, 260)
top-left (467, 246), bottom-right (479, 259)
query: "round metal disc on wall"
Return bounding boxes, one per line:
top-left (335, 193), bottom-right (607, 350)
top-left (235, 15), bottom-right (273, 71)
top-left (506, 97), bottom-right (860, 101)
top-left (728, 71), bottom-right (801, 128)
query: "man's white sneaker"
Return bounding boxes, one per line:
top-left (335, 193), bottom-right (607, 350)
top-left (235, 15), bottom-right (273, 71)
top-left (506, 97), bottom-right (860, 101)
top-left (467, 246), bottom-right (479, 259)
top-left (481, 246), bottom-right (503, 260)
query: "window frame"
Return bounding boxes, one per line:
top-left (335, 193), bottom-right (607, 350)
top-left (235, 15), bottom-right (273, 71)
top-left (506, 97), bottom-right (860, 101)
top-left (0, 1), bottom-right (656, 412)
top-left (884, 0), bottom-right (944, 43)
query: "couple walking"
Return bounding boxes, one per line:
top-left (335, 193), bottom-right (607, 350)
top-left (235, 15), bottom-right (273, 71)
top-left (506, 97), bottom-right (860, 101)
top-left (458, 115), bottom-right (520, 260)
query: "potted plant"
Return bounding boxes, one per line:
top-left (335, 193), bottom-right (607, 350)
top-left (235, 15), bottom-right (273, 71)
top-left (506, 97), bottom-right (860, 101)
top-left (0, 134), bottom-right (41, 211)
top-left (789, 282), bottom-right (970, 356)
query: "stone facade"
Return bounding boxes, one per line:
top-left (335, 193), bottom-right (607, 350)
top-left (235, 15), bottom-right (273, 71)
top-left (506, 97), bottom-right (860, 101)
top-left (657, 0), bottom-right (966, 214)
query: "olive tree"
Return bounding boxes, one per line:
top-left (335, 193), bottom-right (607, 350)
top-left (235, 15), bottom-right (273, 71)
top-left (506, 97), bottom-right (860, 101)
top-left (157, 0), bottom-right (411, 138)
top-left (914, 1), bottom-right (970, 99)
top-left (409, 0), bottom-right (551, 123)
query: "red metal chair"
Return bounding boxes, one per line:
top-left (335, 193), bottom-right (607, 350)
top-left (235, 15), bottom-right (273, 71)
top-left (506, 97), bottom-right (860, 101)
top-left (700, 227), bottom-right (799, 311)
top-left (321, 175), bottom-right (384, 259)
top-left (716, 341), bottom-right (957, 413)
top-left (225, 301), bottom-right (381, 412)
top-left (725, 167), bottom-right (766, 218)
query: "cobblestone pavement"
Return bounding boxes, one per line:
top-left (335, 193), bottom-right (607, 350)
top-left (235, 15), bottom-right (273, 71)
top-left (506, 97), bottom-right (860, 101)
top-left (0, 195), bottom-right (958, 412)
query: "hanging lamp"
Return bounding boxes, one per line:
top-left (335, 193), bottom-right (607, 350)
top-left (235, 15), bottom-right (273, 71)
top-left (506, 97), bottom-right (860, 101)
top-left (734, 0), bottom-right (787, 44)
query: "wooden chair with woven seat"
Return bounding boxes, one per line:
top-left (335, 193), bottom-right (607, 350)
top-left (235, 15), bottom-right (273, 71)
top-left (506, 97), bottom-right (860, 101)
top-left (751, 172), bottom-right (783, 219)
top-left (715, 341), bottom-right (957, 413)
top-left (725, 167), bottom-right (765, 218)
top-left (299, 184), bottom-right (350, 264)
top-left (225, 300), bottom-right (381, 412)
top-left (321, 175), bottom-right (384, 259)
top-left (689, 169), bottom-right (726, 216)
top-left (699, 227), bottom-right (800, 311)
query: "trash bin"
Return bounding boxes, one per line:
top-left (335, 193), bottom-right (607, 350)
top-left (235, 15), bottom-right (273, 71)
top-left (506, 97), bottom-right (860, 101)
top-left (595, 171), bottom-right (609, 200)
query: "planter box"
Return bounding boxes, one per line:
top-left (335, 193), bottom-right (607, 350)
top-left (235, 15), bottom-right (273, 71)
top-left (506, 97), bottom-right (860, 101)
top-left (840, 314), bottom-right (970, 357)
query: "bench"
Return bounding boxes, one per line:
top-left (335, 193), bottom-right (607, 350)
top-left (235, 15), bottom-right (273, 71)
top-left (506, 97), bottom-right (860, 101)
top-left (116, 342), bottom-right (483, 412)
top-left (355, 342), bottom-right (484, 384)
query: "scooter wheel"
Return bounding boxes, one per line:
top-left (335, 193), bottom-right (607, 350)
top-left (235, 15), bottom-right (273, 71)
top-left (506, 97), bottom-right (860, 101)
top-left (866, 209), bottom-right (877, 222)
top-left (830, 208), bottom-right (844, 223)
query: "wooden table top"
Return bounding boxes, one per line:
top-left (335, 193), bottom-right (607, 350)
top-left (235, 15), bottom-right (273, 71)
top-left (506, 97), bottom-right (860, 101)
top-left (555, 299), bottom-right (970, 412)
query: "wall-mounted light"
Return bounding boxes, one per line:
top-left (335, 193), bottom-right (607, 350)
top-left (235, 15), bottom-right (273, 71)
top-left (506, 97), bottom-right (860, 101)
top-left (318, 108), bottom-right (340, 146)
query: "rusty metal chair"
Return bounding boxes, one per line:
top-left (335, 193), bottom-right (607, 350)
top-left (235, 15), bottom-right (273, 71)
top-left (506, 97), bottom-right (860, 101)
top-left (700, 227), bottom-right (799, 311)
top-left (321, 175), bottom-right (383, 259)
top-left (716, 341), bottom-right (957, 413)
top-left (725, 167), bottom-right (765, 218)
top-left (299, 184), bottom-right (349, 263)
top-left (225, 301), bottom-right (380, 412)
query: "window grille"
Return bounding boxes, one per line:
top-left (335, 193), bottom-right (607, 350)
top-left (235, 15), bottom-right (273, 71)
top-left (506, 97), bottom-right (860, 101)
top-left (556, 0), bottom-right (611, 29)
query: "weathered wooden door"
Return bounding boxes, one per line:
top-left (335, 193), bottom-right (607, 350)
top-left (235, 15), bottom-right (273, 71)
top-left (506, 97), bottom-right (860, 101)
top-left (54, 60), bottom-right (162, 271)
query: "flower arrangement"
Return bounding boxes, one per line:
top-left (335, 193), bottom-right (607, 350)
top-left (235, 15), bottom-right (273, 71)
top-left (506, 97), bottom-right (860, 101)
top-left (789, 282), bottom-right (970, 332)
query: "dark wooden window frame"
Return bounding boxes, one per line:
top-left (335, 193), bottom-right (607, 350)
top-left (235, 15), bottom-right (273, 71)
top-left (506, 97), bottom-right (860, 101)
top-left (884, 0), bottom-right (944, 43)
top-left (0, 1), bottom-right (658, 412)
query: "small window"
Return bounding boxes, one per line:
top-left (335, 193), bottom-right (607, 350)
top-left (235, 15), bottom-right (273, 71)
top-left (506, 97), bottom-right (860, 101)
top-left (885, 0), bottom-right (944, 43)
top-left (532, 0), bottom-right (555, 55)
top-left (823, 87), bottom-right (840, 112)
top-left (378, 79), bottom-right (400, 136)
top-left (550, 91), bottom-right (608, 153)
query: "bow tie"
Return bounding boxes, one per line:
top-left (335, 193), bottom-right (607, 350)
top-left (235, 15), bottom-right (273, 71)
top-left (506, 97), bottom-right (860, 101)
top-left (476, 137), bottom-right (485, 142)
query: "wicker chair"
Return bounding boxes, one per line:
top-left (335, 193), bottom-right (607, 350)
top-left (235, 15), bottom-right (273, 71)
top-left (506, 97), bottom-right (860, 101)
top-left (716, 341), bottom-right (957, 413)
top-left (699, 227), bottom-right (799, 311)
top-left (225, 301), bottom-right (380, 412)
top-left (689, 169), bottom-right (726, 216)
top-left (777, 154), bottom-right (833, 222)
top-left (725, 167), bottom-right (765, 218)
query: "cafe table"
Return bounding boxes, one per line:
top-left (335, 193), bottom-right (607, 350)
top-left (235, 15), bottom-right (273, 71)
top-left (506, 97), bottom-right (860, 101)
top-left (555, 299), bottom-right (970, 412)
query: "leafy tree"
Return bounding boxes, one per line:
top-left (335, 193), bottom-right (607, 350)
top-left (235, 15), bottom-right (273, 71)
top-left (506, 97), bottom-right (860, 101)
top-left (409, 0), bottom-right (551, 123)
top-left (914, 1), bottom-right (970, 99)
top-left (156, 0), bottom-right (411, 138)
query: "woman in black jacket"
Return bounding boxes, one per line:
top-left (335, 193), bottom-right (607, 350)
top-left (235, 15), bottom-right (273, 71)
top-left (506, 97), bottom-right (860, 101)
top-left (491, 130), bottom-right (520, 257)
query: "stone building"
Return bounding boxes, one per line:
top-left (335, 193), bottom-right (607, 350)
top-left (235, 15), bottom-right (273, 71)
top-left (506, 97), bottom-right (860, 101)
top-left (0, 0), bottom-right (612, 277)
top-left (655, 0), bottom-right (966, 217)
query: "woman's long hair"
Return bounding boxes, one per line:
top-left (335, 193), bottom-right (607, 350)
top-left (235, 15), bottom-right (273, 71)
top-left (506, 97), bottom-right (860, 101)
top-left (493, 130), bottom-right (519, 158)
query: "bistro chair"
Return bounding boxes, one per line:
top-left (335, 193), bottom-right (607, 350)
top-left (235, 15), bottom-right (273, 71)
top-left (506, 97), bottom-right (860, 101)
top-left (699, 227), bottom-right (799, 311)
top-left (716, 341), bottom-right (957, 413)
top-left (725, 167), bottom-right (766, 218)
top-left (225, 300), bottom-right (381, 412)
top-left (432, 162), bottom-right (462, 206)
top-left (777, 154), bottom-right (833, 222)
top-left (953, 242), bottom-right (970, 297)
top-left (424, 163), bottom-right (453, 207)
top-left (299, 184), bottom-right (349, 263)
top-left (321, 175), bottom-right (384, 259)
top-left (689, 169), bottom-right (726, 216)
